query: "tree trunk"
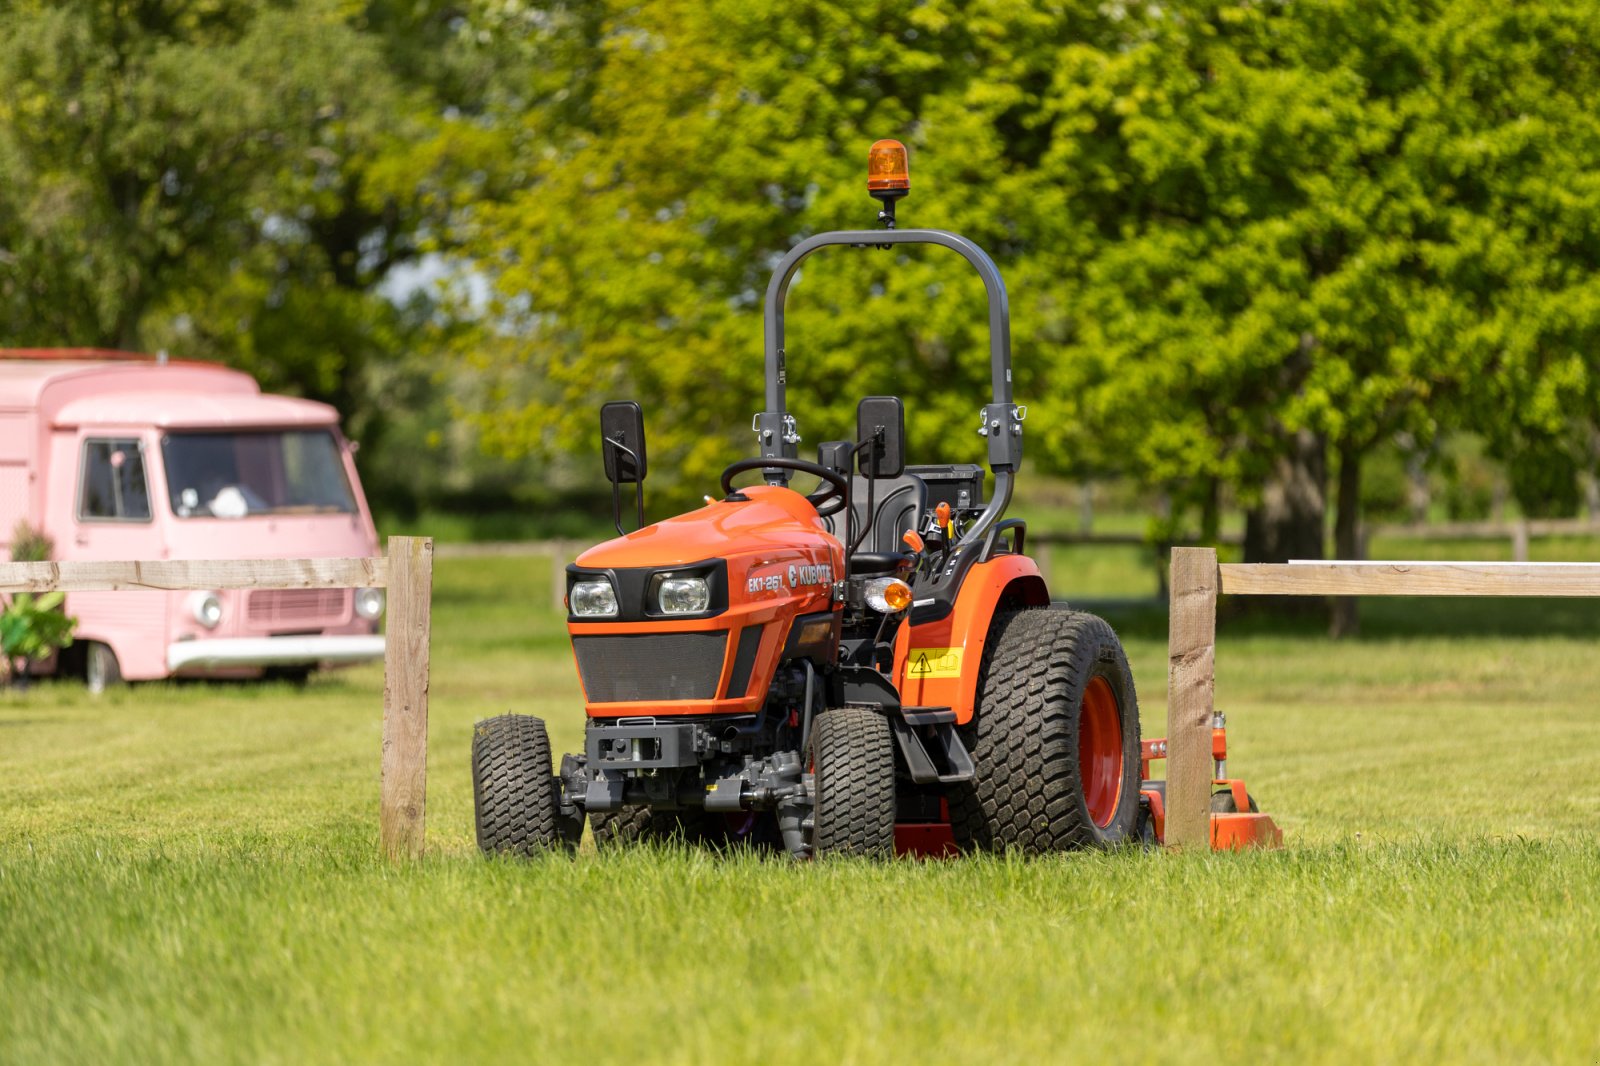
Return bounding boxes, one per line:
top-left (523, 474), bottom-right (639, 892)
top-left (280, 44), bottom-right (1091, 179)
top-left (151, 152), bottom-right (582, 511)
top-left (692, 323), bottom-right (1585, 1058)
top-left (1331, 442), bottom-right (1363, 638)
top-left (1242, 428), bottom-right (1327, 617)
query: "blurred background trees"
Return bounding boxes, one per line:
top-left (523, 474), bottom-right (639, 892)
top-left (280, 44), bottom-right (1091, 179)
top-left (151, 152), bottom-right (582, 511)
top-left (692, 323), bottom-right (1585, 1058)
top-left (4, 0), bottom-right (1600, 576)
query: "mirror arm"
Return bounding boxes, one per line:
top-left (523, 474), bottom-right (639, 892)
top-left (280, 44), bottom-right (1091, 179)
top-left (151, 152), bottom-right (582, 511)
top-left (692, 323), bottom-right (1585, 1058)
top-left (846, 430), bottom-right (883, 557)
top-left (603, 436), bottom-right (646, 535)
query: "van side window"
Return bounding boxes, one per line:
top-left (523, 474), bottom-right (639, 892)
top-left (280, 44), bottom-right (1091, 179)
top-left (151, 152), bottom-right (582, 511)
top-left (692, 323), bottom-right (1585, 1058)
top-left (79, 439), bottom-right (152, 521)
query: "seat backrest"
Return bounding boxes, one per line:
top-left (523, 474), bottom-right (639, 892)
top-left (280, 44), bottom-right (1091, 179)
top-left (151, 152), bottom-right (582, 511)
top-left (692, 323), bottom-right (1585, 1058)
top-left (822, 473), bottom-right (928, 555)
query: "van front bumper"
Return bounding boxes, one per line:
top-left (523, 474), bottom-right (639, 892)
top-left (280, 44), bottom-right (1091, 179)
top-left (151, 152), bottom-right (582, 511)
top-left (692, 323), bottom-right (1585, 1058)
top-left (167, 635), bottom-right (386, 672)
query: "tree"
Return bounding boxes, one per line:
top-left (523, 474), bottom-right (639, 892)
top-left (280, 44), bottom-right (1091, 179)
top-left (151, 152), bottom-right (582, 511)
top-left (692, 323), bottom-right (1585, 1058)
top-left (0, 0), bottom-right (459, 510)
top-left (438, 0), bottom-right (1123, 508)
top-left (1039, 0), bottom-right (1600, 631)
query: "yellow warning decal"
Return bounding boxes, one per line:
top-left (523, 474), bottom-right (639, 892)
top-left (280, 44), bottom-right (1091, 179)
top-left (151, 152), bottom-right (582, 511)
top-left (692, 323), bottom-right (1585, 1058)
top-left (907, 648), bottom-right (963, 679)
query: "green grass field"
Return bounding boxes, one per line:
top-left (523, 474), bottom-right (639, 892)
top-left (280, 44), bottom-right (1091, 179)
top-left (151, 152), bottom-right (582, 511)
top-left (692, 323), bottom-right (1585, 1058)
top-left (4, 549), bottom-right (1600, 1064)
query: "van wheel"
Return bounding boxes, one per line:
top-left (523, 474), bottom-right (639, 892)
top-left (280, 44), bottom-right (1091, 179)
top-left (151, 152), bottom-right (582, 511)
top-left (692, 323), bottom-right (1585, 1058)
top-left (85, 642), bottom-right (122, 695)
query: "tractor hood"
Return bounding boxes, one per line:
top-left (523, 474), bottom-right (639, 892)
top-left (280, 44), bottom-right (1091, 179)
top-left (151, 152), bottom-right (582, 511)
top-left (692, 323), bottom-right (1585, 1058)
top-left (575, 485), bottom-right (835, 569)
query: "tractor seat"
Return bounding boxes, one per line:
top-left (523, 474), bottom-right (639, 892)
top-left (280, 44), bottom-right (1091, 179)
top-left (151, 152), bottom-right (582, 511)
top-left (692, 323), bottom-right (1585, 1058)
top-left (822, 473), bottom-right (928, 557)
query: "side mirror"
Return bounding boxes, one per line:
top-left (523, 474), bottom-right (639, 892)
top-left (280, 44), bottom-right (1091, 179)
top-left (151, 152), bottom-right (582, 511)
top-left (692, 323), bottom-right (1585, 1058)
top-left (856, 396), bottom-right (905, 479)
top-left (600, 401), bottom-right (647, 484)
top-left (600, 401), bottom-right (647, 535)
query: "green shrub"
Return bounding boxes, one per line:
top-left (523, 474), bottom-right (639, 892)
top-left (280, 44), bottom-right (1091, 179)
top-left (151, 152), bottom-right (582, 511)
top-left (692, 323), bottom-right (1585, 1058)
top-left (1, 591), bottom-right (76, 683)
top-left (4, 521), bottom-right (75, 683)
top-left (9, 520), bottom-right (53, 563)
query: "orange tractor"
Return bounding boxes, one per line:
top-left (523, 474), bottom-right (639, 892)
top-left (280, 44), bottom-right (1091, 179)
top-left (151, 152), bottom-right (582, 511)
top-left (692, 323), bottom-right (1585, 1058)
top-left (472, 141), bottom-right (1277, 858)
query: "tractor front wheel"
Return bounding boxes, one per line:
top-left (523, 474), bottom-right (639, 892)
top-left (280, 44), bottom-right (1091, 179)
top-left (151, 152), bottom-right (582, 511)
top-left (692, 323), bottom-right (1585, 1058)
top-left (471, 714), bottom-right (577, 857)
top-left (807, 705), bottom-right (896, 858)
top-left (952, 608), bottom-right (1141, 853)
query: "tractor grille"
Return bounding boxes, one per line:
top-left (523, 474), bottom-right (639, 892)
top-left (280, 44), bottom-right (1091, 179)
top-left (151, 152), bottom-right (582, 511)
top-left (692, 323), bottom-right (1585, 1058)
top-left (246, 588), bottom-right (348, 630)
top-left (572, 632), bottom-right (728, 703)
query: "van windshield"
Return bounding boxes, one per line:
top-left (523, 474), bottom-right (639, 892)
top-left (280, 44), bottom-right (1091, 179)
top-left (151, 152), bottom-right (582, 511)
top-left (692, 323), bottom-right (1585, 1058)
top-left (162, 430), bottom-right (356, 518)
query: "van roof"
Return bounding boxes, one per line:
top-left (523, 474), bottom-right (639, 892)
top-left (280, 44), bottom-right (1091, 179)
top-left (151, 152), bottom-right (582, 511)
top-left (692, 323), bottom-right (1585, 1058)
top-left (0, 353), bottom-right (337, 428)
top-left (54, 390), bottom-right (337, 429)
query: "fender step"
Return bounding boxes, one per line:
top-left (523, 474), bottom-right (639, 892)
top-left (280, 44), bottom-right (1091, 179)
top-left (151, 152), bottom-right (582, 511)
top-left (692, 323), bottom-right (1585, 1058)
top-left (890, 716), bottom-right (975, 784)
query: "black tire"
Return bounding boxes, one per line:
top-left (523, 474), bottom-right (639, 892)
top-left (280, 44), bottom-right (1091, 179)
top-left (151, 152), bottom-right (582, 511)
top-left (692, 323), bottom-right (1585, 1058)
top-left (809, 705), bottom-right (896, 858)
top-left (1138, 779), bottom-right (1166, 848)
top-left (1212, 789), bottom-right (1261, 814)
top-left (472, 714), bottom-right (574, 856)
top-left (589, 806), bottom-right (717, 850)
top-left (85, 642), bottom-right (122, 695)
top-left (951, 608), bottom-right (1141, 853)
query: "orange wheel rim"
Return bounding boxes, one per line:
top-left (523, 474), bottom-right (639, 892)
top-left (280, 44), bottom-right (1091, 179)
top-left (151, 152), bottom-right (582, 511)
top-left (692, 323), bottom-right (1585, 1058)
top-left (1080, 675), bottom-right (1124, 828)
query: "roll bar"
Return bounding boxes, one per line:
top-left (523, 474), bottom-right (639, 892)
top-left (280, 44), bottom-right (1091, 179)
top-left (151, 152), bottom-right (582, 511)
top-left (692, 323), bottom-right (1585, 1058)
top-left (754, 228), bottom-right (1025, 547)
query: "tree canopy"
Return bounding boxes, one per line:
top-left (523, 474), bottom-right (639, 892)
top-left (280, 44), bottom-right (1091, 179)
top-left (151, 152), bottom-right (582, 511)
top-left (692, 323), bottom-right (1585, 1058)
top-left (444, 0), bottom-right (1600, 547)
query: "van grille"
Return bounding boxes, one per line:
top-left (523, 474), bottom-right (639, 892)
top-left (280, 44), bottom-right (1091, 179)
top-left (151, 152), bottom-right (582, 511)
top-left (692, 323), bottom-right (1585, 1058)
top-left (572, 632), bottom-right (728, 703)
top-left (246, 588), bottom-right (348, 630)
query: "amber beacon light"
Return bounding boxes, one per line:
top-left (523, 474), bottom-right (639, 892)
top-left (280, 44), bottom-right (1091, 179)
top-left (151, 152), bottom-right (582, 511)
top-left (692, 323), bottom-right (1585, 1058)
top-left (867, 139), bottom-right (910, 193)
top-left (867, 139), bottom-right (910, 229)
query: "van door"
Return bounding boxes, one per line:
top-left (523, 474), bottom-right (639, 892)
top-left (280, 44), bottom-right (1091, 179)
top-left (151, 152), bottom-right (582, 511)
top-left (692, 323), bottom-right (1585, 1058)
top-left (66, 434), bottom-right (171, 680)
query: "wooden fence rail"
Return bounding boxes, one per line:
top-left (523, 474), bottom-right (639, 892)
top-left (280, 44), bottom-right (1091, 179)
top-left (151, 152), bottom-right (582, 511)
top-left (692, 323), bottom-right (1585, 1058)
top-left (0, 536), bottom-right (432, 862)
top-left (1164, 548), bottom-right (1600, 848)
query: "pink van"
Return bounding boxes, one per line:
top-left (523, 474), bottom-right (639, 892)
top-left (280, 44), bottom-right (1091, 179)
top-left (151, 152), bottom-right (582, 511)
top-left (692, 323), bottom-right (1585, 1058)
top-left (0, 349), bottom-right (384, 690)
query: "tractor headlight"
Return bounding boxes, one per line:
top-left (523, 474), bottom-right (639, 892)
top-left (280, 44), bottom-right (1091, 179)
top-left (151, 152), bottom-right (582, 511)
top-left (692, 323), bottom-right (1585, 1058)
top-left (571, 579), bottom-right (619, 618)
top-left (189, 590), bottom-right (223, 630)
top-left (354, 588), bottom-right (385, 620)
top-left (657, 576), bottom-right (711, 615)
top-left (864, 577), bottom-right (913, 614)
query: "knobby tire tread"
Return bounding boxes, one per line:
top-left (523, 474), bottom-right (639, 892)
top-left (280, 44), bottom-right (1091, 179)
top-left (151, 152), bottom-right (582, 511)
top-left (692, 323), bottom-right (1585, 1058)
top-left (950, 608), bottom-right (1140, 854)
top-left (811, 705), bottom-right (896, 858)
top-left (472, 713), bottom-right (566, 856)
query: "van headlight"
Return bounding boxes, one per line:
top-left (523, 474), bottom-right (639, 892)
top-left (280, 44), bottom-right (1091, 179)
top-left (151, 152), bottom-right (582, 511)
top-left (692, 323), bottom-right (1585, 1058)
top-left (571, 579), bottom-right (619, 618)
top-left (657, 576), bottom-right (710, 615)
top-left (189, 590), bottom-right (223, 629)
top-left (354, 588), bottom-right (385, 620)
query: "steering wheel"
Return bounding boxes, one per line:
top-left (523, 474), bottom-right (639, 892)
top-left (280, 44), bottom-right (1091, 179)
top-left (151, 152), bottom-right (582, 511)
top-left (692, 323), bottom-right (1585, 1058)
top-left (720, 458), bottom-right (850, 517)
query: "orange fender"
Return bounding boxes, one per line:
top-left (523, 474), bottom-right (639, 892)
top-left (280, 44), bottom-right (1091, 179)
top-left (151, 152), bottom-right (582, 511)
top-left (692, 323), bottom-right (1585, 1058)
top-left (897, 554), bottom-right (1049, 724)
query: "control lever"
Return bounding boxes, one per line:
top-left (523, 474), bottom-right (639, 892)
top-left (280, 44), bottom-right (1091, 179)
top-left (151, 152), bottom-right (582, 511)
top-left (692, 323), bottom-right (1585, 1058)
top-left (901, 528), bottom-right (925, 575)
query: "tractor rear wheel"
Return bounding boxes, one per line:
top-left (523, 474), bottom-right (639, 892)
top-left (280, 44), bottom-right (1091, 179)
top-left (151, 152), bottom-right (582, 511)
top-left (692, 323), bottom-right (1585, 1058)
top-left (472, 714), bottom-right (576, 857)
top-left (951, 608), bottom-right (1140, 853)
top-left (590, 806), bottom-right (718, 850)
top-left (808, 705), bottom-right (896, 858)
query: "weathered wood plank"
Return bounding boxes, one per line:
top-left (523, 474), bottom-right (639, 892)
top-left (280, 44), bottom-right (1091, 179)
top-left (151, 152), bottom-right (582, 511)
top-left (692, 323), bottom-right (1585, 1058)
top-left (0, 557), bottom-right (386, 593)
top-left (1166, 547), bottom-right (1219, 849)
top-left (381, 536), bottom-right (433, 861)
top-left (1220, 562), bottom-right (1600, 598)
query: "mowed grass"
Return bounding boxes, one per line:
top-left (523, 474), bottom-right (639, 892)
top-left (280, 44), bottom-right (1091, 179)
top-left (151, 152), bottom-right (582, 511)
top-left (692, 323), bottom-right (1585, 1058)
top-left (3, 550), bottom-right (1600, 1063)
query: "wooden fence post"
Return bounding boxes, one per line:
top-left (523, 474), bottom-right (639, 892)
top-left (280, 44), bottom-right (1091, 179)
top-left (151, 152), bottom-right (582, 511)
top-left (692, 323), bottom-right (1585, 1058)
top-left (550, 541), bottom-right (569, 613)
top-left (1166, 546), bottom-right (1218, 849)
top-left (382, 535), bottom-right (433, 860)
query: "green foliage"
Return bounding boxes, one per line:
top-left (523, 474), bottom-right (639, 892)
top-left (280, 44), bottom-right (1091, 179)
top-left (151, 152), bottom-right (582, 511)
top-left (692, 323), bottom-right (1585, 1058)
top-left (2, 521), bottom-right (72, 681)
top-left (0, 592), bottom-right (76, 673)
top-left (1437, 434), bottom-right (1502, 521)
top-left (8, 521), bottom-right (53, 565)
top-left (440, 0), bottom-right (1600, 522)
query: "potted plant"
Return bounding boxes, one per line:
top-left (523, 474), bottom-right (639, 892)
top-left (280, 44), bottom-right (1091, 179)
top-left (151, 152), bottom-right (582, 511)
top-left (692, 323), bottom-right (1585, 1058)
top-left (2, 522), bottom-right (77, 688)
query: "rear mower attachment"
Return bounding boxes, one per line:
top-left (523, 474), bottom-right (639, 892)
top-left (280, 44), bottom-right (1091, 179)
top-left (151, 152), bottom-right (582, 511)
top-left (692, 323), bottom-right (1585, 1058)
top-left (1137, 712), bottom-right (1282, 850)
